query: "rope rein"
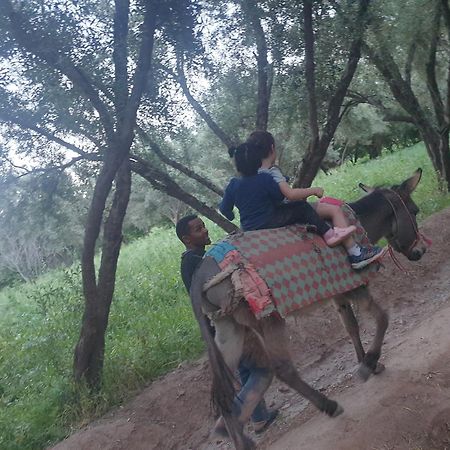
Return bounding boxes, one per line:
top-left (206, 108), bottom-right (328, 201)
top-left (382, 189), bottom-right (432, 273)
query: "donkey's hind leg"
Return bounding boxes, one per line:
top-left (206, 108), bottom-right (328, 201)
top-left (334, 293), bottom-right (365, 363)
top-left (213, 317), bottom-right (255, 450)
top-left (260, 314), bottom-right (343, 417)
top-left (214, 316), bottom-right (245, 374)
top-left (353, 286), bottom-right (389, 381)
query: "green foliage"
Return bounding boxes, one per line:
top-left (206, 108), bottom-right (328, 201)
top-left (0, 143), bottom-right (449, 450)
top-left (0, 229), bottom-right (203, 450)
top-left (314, 142), bottom-right (450, 221)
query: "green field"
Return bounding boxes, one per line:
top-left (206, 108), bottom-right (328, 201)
top-left (0, 142), bottom-right (449, 450)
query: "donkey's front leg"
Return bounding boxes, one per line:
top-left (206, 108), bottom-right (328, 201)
top-left (356, 286), bottom-right (389, 381)
top-left (334, 293), bottom-right (365, 363)
top-left (261, 315), bottom-right (343, 417)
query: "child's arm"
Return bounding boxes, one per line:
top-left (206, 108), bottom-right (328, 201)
top-left (265, 166), bottom-right (323, 202)
top-left (279, 181), bottom-right (324, 202)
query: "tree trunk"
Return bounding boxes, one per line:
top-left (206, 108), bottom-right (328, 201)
top-left (74, 159), bottom-right (131, 386)
top-left (422, 128), bottom-right (450, 190)
top-left (294, 0), bottom-right (369, 188)
top-left (72, 4), bottom-right (156, 387)
top-left (365, 37), bottom-right (450, 190)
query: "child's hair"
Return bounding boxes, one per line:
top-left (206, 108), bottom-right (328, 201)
top-left (247, 130), bottom-right (275, 158)
top-left (228, 142), bottom-right (263, 176)
top-left (175, 214), bottom-right (198, 242)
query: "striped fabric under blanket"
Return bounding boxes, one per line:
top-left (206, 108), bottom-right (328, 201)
top-left (205, 204), bottom-right (379, 319)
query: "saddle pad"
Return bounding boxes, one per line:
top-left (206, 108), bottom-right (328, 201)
top-left (211, 204), bottom-right (378, 318)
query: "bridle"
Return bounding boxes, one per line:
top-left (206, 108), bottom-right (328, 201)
top-left (380, 188), bottom-right (432, 272)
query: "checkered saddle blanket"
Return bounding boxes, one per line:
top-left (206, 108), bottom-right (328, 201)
top-left (205, 204), bottom-right (379, 319)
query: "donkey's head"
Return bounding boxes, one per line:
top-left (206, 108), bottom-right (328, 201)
top-left (359, 168), bottom-right (427, 261)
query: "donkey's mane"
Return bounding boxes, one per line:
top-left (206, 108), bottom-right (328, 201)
top-left (348, 189), bottom-right (389, 216)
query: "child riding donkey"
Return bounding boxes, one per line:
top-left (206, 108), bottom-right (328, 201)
top-left (220, 131), bottom-right (385, 269)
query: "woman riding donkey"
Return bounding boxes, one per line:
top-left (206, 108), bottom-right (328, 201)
top-left (220, 131), bottom-right (386, 269)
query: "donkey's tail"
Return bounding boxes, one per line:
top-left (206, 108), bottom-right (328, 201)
top-left (189, 270), bottom-right (236, 416)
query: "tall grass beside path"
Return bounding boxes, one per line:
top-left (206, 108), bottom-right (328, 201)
top-left (0, 229), bottom-right (203, 450)
top-left (313, 143), bottom-right (450, 220)
top-left (0, 142), bottom-right (449, 450)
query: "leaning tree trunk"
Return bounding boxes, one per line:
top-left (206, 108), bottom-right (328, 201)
top-left (74, 159), bottom-right (131, 386)
top-left (294, 0), bottom-right (369, 188)
top-left (422, 128), bottom-right (450, 190)
top-left (130, 155), bottom-right (239, 233)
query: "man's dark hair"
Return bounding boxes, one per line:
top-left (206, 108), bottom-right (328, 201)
top-left (176, 214), bottom-right (198, 242)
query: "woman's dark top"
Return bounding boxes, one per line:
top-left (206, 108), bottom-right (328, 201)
top-left (219, 173), bottom-right (284, 231)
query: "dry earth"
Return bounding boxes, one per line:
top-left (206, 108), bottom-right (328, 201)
top-left (52, 207), bottom-right (450, 450)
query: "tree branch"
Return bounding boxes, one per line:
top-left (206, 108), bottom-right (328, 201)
top-left (440, 0), bottom-right (450, 124)
top-left (302, 0), bottom-right (320, 145)
top-left (241, 0), bottom-right (271, 130)
top-left (120, 9), bottom-right (157, 140)
top-left (346, 91), bottom-right (415, 123)
top-left (172, 56), bottom-right (236, 148)
top-left (3, 0), bottom-right (116, 142)
top-left (404, 41), bottom-right (416, 87)
top-left (364, 41), bottom-right (434, 131)
top-left (15, 154), bottom-right (101, 178)
top-left (130, 154), bottom-right (238, 233)
top-left (113, 0), bottom-right (130, 124)
top-left (320, 0), bottom-right (370, 146)
top-left (0, 110), bottom-right (96, 157)
top-left (135, 126), bottom-right (224, 196)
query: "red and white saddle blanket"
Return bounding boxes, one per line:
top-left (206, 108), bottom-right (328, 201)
top-left (205, 204), bottom-right (379, 319)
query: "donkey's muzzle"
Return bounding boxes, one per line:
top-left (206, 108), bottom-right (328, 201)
top-left (408, 246), bottom-right (426, 261)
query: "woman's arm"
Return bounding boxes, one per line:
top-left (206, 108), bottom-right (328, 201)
top-left (219, 179), bottom-right (236, 220)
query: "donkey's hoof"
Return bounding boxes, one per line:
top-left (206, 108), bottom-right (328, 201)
top-left (325, 400), bottom-right (344, 417)
top-left (374, 362), bottom-right (385, 375)
top-left (332, 403), bottom-right (344, 417)
top-left (243, 435), bottom-right (256, 450)
top-left (213, 417), bottom-right (229, 438)
top-left (357, 363), bottom-right (373, 381)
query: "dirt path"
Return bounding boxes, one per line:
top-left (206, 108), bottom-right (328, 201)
top-left (52, 208), bottom-right (450, 450)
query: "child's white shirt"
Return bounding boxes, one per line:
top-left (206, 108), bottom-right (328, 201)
top-left (258, 166), bottom-right (287, 184)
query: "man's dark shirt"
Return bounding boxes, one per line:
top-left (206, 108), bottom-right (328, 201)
top-left (180, 248), bottom-right (205, 292)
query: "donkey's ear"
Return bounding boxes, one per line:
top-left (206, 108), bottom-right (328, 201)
top-left (400, 168), bottom-right (422, 194)
top-left (358, 182), bottom-right (375, 193)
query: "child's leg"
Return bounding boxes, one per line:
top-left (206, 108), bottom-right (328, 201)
top-left (265, 202), bottom-right (354, 247)
top-left (315, 201), bottom-right (387, 269)
top-left (266, 201), bottom-right (331, 234)
top-left (315, 202), bottom-right (357, 250)
top-left (315, 202), bottom-right (349, 228)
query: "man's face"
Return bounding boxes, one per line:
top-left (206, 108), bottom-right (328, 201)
top-left (185, 218), bottom-right (211, 248)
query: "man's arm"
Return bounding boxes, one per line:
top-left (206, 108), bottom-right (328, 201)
top-left (181, 251), bottom-right (203, 292)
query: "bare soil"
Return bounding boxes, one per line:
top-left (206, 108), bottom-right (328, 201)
top-left (52, 208), bottom-right (450, 450)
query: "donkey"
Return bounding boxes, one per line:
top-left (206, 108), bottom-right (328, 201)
top-left (189, 169), bottom-right (427, 450)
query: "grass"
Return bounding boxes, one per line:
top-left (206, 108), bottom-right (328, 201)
top-left (0, 142), bottom-right (449, 450)
top-left (313, 142), bottom-right (450, 221)
top-left (0, 230), bottom-right (203, 450)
